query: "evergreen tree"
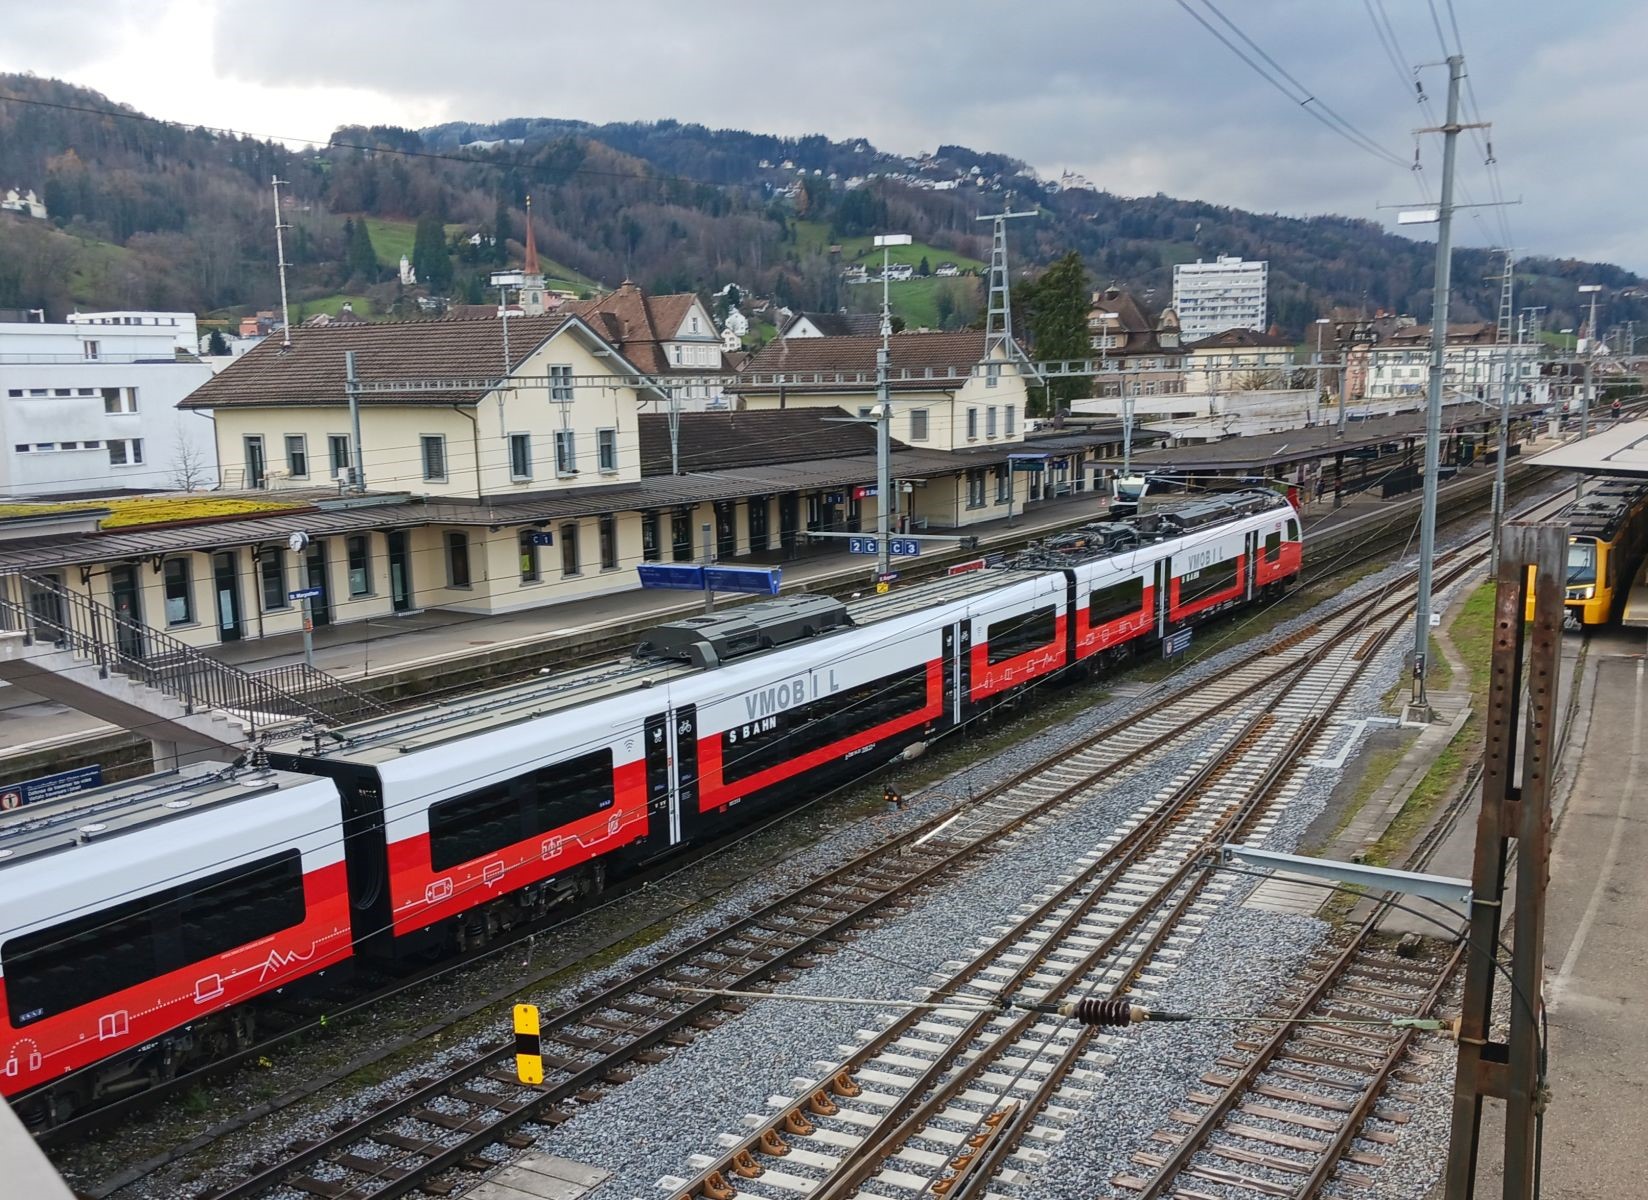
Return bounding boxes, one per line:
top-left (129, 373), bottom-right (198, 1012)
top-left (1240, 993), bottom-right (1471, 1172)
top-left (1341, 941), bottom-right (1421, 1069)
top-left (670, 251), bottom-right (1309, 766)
top-left (205, 328), bottom-right (230, 355)
top-left (411, 214), bottom-right (453, 290)
top-left (918, 256), bottom-right (931, 277)
top-left (346, 218), bottom-right (378, 280)
top-left (1025, 251), bottom-right (1089, 417)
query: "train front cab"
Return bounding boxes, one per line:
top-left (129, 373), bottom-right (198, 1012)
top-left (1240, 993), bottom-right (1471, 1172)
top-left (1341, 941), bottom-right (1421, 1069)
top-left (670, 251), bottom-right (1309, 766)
top-left (1527, 534), bottom-right (1618, 629)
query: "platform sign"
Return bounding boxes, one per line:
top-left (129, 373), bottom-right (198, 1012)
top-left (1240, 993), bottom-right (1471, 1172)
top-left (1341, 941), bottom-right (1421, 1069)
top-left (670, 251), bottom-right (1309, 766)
top-left (288, 586), bottom-right (322, 601)
top-left (513, 1003), bottom-right (543, 1085)
top-left (0, 764), bottom-right (102, 810)
top-left (888, 537), bottom-right (921, 557)
top-left (526, 531), bottom-right (555, 547)
top-left (1162, 628), bottom-right (1193, 660)
top-left (854, 484), bottom-right (878, 499)
top-left (1009, 453), bottom-right (1049, 472)
top-left (847, 536), bottom-right (879, 555)
top-left (637, 564), bottom-right (705, 590)
top-left (876, 571), bottom-right (901, 584)
top-left (948, 558), bottom-right (987, 576)
top-left (704, 566), bottom-right (782, 595)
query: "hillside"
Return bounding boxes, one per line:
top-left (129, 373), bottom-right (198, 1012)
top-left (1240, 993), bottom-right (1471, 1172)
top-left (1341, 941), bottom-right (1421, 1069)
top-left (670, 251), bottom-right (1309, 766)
top-left (0, 73), bottom-right (1642, 341)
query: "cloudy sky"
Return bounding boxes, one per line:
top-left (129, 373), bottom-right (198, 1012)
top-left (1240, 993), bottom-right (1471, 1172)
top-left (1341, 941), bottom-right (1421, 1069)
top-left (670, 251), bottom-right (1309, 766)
top-left (6, 0), bottom-right (1645, 272)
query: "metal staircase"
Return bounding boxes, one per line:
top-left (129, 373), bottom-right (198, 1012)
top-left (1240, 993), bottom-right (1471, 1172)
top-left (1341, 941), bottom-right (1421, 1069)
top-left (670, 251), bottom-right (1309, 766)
top-left (0, 571), bottom-right (385, 754)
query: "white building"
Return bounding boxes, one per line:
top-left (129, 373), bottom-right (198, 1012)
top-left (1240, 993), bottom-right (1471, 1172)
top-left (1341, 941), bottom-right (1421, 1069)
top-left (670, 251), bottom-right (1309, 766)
top-left (1, 187), bottom-right (47, 219)
top-left (0, 315), bottom-right (219, 497)
top-left (1171, 255), bottom-right (1269, 342)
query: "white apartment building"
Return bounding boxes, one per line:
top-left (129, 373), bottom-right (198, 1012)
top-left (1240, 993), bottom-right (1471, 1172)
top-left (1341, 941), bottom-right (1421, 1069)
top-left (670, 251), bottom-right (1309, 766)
top-left (1171, 255), bottom-right (1269, 342)
top-left (0, 314), bottom-right (218, 498)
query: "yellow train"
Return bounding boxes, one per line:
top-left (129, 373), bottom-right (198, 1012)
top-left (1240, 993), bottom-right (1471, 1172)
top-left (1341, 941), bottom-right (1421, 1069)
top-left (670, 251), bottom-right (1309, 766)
top-left (1529, 482), bottom-right (1648, 628)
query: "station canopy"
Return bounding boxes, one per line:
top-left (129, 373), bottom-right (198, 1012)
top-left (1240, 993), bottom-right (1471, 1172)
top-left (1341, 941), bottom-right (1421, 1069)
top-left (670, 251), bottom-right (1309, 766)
top-left (1526, 420), bottom-right (1648, 478)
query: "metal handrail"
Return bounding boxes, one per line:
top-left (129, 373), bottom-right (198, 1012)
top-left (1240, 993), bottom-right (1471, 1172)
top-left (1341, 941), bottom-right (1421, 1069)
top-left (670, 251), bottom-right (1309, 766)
top-left (250, 660), bottom-right (388, 723)
top-left (0, 570), bottom-right (339, 735)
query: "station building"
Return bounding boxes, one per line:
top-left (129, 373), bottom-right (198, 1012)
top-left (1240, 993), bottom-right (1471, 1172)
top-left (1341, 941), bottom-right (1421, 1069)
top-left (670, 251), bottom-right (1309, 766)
top-left (0, 313), bottom-right (1133, 653)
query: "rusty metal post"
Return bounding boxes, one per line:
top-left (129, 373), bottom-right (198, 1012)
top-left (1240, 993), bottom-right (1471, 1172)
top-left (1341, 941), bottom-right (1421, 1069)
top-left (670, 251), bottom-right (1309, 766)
top-left (1443, 520), bottom-right (1563, 1200)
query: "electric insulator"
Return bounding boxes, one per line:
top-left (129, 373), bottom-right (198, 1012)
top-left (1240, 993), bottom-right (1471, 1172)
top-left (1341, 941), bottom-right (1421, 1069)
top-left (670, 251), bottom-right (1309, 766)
top-left (1062, 997), bottom-right (1136, 1026)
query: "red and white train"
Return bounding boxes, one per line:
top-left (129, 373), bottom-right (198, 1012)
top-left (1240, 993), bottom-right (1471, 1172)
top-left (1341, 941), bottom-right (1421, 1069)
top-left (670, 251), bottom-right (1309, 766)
top-left (0, 489), bottom-right (1300, 1125)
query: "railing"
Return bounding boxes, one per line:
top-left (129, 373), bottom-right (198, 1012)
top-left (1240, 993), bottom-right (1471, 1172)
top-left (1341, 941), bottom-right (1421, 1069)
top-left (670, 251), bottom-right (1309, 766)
top-left (250, 660), bottom-right (388, 724)
top-left (0, 571), bottom-right (355, 736)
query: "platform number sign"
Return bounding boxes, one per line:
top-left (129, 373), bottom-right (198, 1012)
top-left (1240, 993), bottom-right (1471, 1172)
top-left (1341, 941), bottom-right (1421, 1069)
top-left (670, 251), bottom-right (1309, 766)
top-left (514, 1003), bottom-right (543, 1085)
top-left (848, 536), bottom-right (921, 557)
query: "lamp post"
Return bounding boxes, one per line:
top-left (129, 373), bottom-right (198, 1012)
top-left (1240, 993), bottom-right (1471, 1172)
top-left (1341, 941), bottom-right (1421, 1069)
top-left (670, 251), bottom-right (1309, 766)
top-left (1579, 284), bottom-right (1602, 443)
top-left (872, 233), bottom-right (912, 580)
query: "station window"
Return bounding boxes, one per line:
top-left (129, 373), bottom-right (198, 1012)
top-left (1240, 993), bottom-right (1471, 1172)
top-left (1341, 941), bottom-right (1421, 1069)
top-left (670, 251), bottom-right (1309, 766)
top-left (1089, 577), bottom-right (1146, 625)
top-left (599, 514), bottom-right (618, 570)
top-left (509, 433), bottom-right (532, 481)
top-left (518, 530), bottom-right (541, 583)
top-left (427, 749), bottom-right (614, 871)
top-left (260, 548), bottom-right (288, 609)
top-left (2, 851), bottom-right (305, 1027)
top-left (909, 409), bottom-right (929, 441)
top-left (346, 535), bottom-right (372, 596)
top-left (445, 532), bottom-right (471, 588)
top-left (163, 558), bottom-right (193, 625)
top-left (986, 606), bottom-right (1057, 664)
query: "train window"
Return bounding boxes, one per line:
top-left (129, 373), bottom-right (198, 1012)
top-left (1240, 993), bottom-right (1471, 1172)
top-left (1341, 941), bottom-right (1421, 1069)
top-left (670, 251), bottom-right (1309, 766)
top-left (1264, 531), bottom-right (1282, 562)
top-left (986, 606), bottom-right (1057, 664)
top-left (722, 665), bottom-right (929, 784)
top-left (2, 850), bottom-right (305, 1027)
top-left (1180, 557), bottom-right (1240, 603)
top-left (1089, 577), bottom-right (1145, 625)
top-left (1287, 519), bottom-right (1299, 541)
top-left (428, 748), bottom-right (615, 871)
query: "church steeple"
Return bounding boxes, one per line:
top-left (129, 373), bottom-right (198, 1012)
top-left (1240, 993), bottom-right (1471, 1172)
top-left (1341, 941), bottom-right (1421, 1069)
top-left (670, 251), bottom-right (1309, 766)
top-left (519, 194), bottom-right (549, 315)
top-left (523, 194), bottom-right (540, 277)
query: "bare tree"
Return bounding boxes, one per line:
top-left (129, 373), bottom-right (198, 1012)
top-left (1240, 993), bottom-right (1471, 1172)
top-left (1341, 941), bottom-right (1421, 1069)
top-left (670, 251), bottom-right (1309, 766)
top-left (170, 431), bottom-right (210, 491)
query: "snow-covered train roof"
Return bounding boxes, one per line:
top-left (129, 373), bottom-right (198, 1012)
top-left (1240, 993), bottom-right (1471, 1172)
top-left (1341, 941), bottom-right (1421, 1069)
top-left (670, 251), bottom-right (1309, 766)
top-left (0, 762), bottom-right (329, 868)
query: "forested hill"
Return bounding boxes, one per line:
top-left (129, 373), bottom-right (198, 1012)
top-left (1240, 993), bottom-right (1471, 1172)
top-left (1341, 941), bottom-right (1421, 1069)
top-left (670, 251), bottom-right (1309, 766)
top-left (0, 73), bottom-right (1641, 338)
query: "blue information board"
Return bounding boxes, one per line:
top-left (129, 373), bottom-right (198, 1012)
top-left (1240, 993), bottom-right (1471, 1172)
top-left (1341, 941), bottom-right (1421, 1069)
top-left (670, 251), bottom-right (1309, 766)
top-left (0, 764), bottom-right (102, 810)
top-left (848, 536), bottom-right (878, 555)
top-left (1162, 628), bottom-right (1193, 659)
top-left (888, 537), bottom-right (921, 557)
top-left (704, 566), bottom-right (782, 595)
top-left (526, 531), bottom-right (555, 547)
top-left (637, 564), bottom-right (705, 590)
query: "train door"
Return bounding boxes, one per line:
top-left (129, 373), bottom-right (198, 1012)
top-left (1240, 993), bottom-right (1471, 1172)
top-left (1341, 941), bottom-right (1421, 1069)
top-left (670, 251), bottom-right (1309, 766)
top-left (952, 619), bottom-right (973, 724)
top-left (1154, 558), bottom-right (1171, 636)
top-left (1245, 530), bottom-right (1258, 599)
top-left (667, 703), bottom-right (699, 844)
top-left (644, 712), bottom-right (672, 844)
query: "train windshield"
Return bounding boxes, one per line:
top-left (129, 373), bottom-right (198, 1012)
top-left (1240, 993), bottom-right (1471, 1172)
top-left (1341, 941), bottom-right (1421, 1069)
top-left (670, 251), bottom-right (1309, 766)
top-left (1567, 540), bottom-right (1597, 585)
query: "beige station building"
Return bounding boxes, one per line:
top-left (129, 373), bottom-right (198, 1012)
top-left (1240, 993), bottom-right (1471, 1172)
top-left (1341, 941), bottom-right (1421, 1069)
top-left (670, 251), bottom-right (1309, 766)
top-left (0, 299), bottom-right (1132, 652)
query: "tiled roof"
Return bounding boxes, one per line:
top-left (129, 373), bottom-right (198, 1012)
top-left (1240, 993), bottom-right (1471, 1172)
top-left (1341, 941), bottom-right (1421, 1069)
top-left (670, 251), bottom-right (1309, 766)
top-left (564, 283), bottom-right (732, 377)
top-left (1183, 328), bottom-right (1297, 350)
top-left (178, 315), bottom-right (573, 408)
top-left (638, 410), bottom-right (880, 475)
top-left (732, 331), bottom-right (992, 392)
top-left (1379, 322), bottom-right (1498, 346)
top-left (782, 311), bottom-right (882, 337)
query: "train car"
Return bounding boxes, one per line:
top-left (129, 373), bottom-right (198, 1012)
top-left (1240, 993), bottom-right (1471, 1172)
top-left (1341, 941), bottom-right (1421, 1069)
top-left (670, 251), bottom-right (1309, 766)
top-left (0, 764), bottom-right (351, 1123)
top-left (1526, 482), bottom-right (1648, 628)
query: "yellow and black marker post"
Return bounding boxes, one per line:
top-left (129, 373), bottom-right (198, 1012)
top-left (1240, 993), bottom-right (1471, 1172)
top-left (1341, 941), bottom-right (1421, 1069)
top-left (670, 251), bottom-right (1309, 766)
top-left (513, 1003), bottom-right (543, 1085)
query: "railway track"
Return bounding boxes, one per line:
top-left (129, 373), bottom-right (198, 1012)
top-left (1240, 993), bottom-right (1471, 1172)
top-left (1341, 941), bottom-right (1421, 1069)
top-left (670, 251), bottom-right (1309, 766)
top-left (195, 573), bottom-right (1433, 1200)
top-left (650, 566), bottom-right (1436, 1200)
top-left (1114, 636), bottom-right (1492, 1200)
top-left (145, 485), bottom-right (1557, 1200)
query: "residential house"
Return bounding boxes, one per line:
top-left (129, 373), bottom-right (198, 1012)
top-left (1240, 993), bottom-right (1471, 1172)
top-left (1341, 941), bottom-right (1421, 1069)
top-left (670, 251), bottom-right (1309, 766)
top-left (565, 281), bottom-right (735, 411)
top-left (0, 187), bottom-right (46, 219)
top-left (1086, 287), bottom-right (1188, 399)
top-left (1181, 327), bottom-right (1298, 394)
top-left (1345, 321), bottom-right (1541, 404)
top-left (779, 311), bottom-right (882, 339)
top-left (934, 262), bottom-right (960, 278)
top-left (729, 331), bottom-right (1120, 524)
top-left (0, 313), bottom-right (217, 497)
